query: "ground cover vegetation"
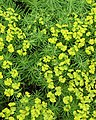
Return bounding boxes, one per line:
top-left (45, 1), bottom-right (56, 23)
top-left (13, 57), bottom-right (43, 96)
top-left (0, 0), bottom-right (96, 120)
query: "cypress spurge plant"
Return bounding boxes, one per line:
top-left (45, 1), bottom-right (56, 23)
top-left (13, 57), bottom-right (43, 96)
top-left (0, 0), bottom-right (96, 120)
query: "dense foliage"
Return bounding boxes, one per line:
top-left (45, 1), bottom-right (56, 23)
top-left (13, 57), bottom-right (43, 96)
top-left (0, 0), bottom-right (96, 120)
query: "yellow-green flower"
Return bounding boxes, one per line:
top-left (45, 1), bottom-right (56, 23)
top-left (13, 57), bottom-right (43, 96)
top-left (25, 91), bottom-right (31, 98)
top-left (10, 69), bottom-right (18, 78)
top-left (0, 112), bottom-right (5, 118)
top-left (4, 89), bottom-right (14, 97)
top-left (86, 0), bottom-right (93, 4)
top-left (7, 44), bottom-right (14, 53)
top-left (8, 102), bottom-right (16, 107)
top-left (0, 38), bottom-right (4, 51)
top-left (63, 96), bottom-right (73, 104)
top-left (59, 76), bottom-right (66, 83)
top-left (0, 72), bottom-right (3, 79)
top-left (89, 118), bottom-right (95, 120)
top-left (47, 91), bottom-right (56, 103)
top-left (17, 49), bottom-right (23, 55)
top-left (12, 82), bottom-right (20, 89)
top-left (43, 56), bottom-right (51, 63)
top-left (85, 46), bottom-right (94, 55)
top-left (35, 98), bottom-right (41, 104)
top-left (58, 53), bottom-right (66, 60)
top-left (9, 116), bottom-right (15, 120)
top-left (6, 34), bottom-right (14, 42)
top-left (89, 63), bottom-right (95, 74)
top-left (2, 60), bottom-right (12, 69)
top-left (0, 23), bottom-right (5, 33)
top-left (93, 110), bottom-right (96, 117)
top-left (17, 49), bottom-right (27, 56)
top-left (55, 86), bottom-right (61, 96)
top-left (42, 64), bottom-right (49, 72)
top-left (4, 78), bottom-right (12, 86)
top-left (17, 92), bottom-right (22, 98)
top-left (88, 39), bottom-right (94, 45)
top-left (48, 37), bottom-right (57, 44)
top-left (63, 105), bottom-right (71, 112)
top-left (48, 82), bottom-right (54, 89)
top-left (23, 40), bottom-right (30, 50)
top-left (0, 55), bottom-right (4, 60)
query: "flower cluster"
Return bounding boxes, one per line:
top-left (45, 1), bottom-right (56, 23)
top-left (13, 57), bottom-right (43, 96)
top-left (37, 1), bottom-right (96, 119)
top-left (0, 0), bottom-right (96, 119)
top-left (0, 7), bottom-right (31, 120)
top-left (31, 98), bottom-right (54, 120)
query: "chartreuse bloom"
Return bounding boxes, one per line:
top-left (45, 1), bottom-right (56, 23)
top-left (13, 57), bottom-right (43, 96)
top-left (58, 53), bottom-right (66, 60)
top-left (63, 95), bottom-right (73, 104)
top-left (17, 49), bottom-right (27, 56)
top-left (20, 96), bottom-right (29, 104)
top-left (50, 27), bottom-right (59, 37)
top-left (44, 70), bottom-right (53, 79)
top-left (31, 98), bottom-right (54, 120)
top-left (43, 55), bottom-right (51, 63)
top-left (22, 40), bottom-right (30, 50)
top-left (7, 44), bottom-right (14, 53)
top-left (35, 98), bottom-right (41, 104)
top-left (0, 108), bottom-right (11, 118)
top-left (88, 39), bottom-right (95, 45)
top-left (8, 102), bottom-right (16, 107)
top-left (54, 66), bottom-right (62, 76)
top-left (47, 91), bottom-right (56, 103)
top-left (6, 34), bottom-right (14, 42)
top-left (89, 62), bottom-right (95, 74)
top-left (73, 109), bottom-right (89, 120)
top-left (59, 76), bottom-right (66, 83)
top-left (56, 42), bottom-right (63, 48)
top-left (10, 69), bottom-right (18, 78)
top-left (85, 46), bottom-right (94, 55)
top-left (92, 111), bottom-right (96, 117)
top-left (41, 29), bottom-right (46, 34)
top-left (0, 55), bottom-right (4, 60)
top-left (18, 106), bottom-right (30, 119)
top-left (25, 91), bottom-right (31, 98)
top-left (68, 45), bottom-right (78, 56)
top-left (76, 38), bottom-right (85, 48)
top-left (56, 42), bottom-right (67, 51)
top-left (48, 37), bottom-right (57, 44)
top-left (9, 116), bottom-right (15, 120)
top-left (48, 82), bottom-right (54, 89)
top-left (0, 37), bottom-right (4, 51)
top-left (17, 114), bottom-right (25, 120)
top-left (61, 29), bottom-right (72, 41)
top-left (86, 0), bottom-right (93, 4)
top-left (63, 105), bottom-right (71, 112)
top-left (89, 118), bottom-right (95, 120)
top-left (55, 86), bottom-right (61, 96)
top-left (78, 103), bottom-right (90, 111)
top-left (31, 105), bottom-right (41, 119)
top-left (17, 92), bottom-right (22, 98)
top-left (4, 89), bottom-right (14, 97)
top-left (50, 27), bottom-right (55, 33)
top-left (56, 23), bottom-right (62, 28)
top-left (0, 72), bottom-right (3, 79)
top-left (42, 64), bottom-right (49, 72)
top-left (67, 72), bottom-right (73, 79)
top-left (0, 23), bottom-right (5, 33)
top-left (12, 82), bottom-right (20, 90)
top-left (4, 78), bottom-right (12, 86)
top-left (39, 17), bottom-right (44, 25)
top-left (2, 60), bottom-right (12, 69)
top-left (43, 109), bottom-right (54, 120)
